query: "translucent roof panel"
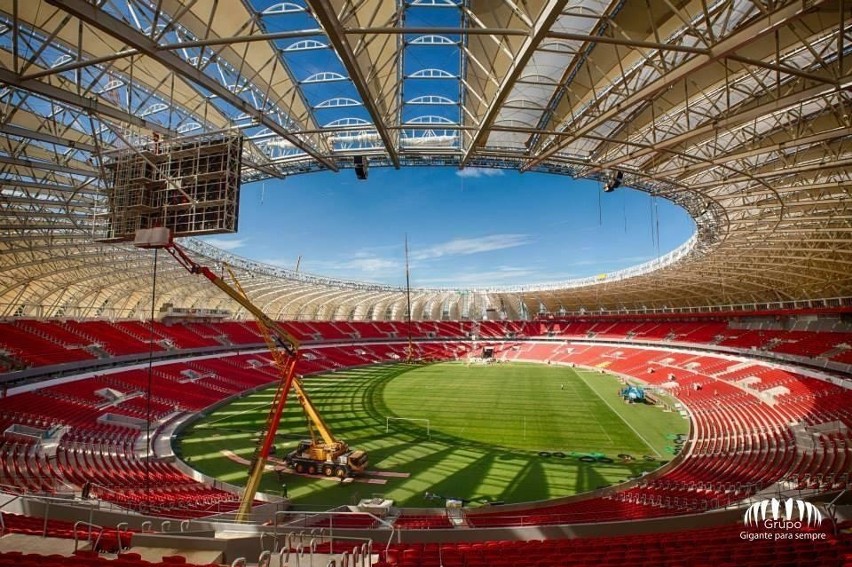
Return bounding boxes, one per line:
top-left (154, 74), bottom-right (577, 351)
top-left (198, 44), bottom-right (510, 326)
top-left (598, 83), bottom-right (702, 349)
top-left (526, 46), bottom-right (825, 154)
top-left (0, 0), bottom-right (849, 319)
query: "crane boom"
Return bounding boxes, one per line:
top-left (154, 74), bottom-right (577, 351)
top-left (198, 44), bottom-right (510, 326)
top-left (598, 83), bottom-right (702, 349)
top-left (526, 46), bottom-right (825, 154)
top-left (161, 241), bottom-right (366, 520)
top-left (167, 245), bottom-right (301, 353)
top-left (164, 243), bottom-right (300, 521)
top-left (292, 377), bottom-right (339, 447)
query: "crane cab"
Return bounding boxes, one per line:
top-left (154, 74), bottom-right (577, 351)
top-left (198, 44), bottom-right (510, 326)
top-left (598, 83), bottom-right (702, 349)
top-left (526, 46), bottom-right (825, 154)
top-left (286, 440), bottom-right (368, 478)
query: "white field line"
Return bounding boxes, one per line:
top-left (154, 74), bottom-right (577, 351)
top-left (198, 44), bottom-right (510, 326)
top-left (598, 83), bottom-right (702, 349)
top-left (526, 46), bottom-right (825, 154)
top-left (575, 370), bottom-right (663, 458)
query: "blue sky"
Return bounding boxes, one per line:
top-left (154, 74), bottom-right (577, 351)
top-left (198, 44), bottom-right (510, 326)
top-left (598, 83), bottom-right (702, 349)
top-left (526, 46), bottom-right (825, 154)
top-left (201, 167), bottom-right (695, 289)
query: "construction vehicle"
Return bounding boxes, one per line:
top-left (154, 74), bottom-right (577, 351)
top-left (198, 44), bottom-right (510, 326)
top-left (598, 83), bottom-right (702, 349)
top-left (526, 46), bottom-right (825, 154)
top-left (285, 376), bottom-right (368, 478)
top-left (136, 228), bottom-right (367, 521)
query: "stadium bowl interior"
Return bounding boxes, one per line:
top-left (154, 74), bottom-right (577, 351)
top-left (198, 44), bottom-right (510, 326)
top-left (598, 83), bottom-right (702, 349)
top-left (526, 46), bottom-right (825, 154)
top-left (0, 1), bottom-right (851, 566)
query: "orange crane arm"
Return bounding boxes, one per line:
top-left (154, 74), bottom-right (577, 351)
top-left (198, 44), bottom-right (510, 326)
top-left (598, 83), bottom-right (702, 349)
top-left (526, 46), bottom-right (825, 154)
top-left (163, 243), bottom-right (355, 518)
top-left (164, 243), bottom-right (301, 521)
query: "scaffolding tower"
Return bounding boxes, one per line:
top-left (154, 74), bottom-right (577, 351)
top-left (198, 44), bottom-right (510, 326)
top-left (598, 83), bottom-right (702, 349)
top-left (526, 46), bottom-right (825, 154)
top-left (101, 134), bottom-right (243, 241)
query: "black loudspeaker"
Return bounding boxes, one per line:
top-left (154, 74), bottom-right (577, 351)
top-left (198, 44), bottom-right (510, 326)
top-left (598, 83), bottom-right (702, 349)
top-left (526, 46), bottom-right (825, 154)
top-left (354, 155), bottom-right (368, 180)
top-left (603, 170), bottom-right (623, 192)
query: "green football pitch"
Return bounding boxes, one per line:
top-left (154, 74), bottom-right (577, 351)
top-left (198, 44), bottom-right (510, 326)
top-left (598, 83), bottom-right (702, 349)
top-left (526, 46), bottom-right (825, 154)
top-left (175, 361), bottom-right (688, 508)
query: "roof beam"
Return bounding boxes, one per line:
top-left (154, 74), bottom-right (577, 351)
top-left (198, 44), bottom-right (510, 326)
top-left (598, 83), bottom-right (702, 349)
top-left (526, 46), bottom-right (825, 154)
top-left (521, 0), bottom-right (830, 171)
top-left (20, 29), bottom-right (326, 81)
top-left (346, 26), bottom-right (529, 36)
top-left (460, 0), bottom-right (568, 168)
top-left (0, 154), bottom-right (97, 177)
top-left (689, 156), bottom-right (852, 189)
top-left (726, 54), bottom-right (841, 87)
top-left (612, 84), bottom-right (835, 169)
top-left (670, 126), bottom-right (852, 180)
top-left (546, 31), bottom-right (709, 55)
top-left (306, 0), bottom-right (399, 168)
top-left (20, 49), bottom-right (137, 82)
top-left (593, 81), bottom-right (841, 173)
top-left (45, 0), bottom-right (338, 172)
top-left (0, 68), bottom-right (172, 136)
top-left (0, 179), bottom-right (95, 194)
top-left (0, 123), bottom-right (98, 153)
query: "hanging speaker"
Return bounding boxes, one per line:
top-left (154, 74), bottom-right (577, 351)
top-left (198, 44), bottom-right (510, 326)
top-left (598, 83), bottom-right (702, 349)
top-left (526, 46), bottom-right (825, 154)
top-left (354, 155), bottom-right (368, 180)
top-left (603, 170), bottom-right (623, 192)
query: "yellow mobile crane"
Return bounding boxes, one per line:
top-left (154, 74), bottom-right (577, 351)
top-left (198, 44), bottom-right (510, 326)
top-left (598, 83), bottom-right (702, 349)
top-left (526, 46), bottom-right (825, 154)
top-left (162, 241), bottom-right (367, 521)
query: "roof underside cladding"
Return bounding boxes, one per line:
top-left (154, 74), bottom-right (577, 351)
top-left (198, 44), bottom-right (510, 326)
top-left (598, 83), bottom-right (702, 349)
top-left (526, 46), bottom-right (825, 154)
top-left (0, 0), bottom-right (850, 320)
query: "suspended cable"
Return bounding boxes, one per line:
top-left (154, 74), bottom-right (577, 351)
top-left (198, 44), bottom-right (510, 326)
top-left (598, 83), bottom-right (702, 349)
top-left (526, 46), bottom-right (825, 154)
top-left (144, 247), bottom-right (159, 513)
top-left (654, 195), bottom-right (661, 257)
top-left (405, 234), bottom-right (413, 362)
top-left (649, 192), bottom-right (656, 250)
top-left (598, 182), bottom-right (603, 225)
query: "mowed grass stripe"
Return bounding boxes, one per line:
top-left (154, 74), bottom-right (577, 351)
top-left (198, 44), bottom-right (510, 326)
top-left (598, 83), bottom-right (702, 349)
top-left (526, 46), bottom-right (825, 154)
top-left (574, 369), bottom-right (688, 458)
top-left (176, 362), bottom-right (687, 507)
top-left (382, 362), bottom-right (649, 455)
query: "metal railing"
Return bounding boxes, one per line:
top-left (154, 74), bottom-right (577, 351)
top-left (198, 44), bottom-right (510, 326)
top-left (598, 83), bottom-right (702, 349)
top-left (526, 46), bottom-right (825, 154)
top-left (271, 511), bottom-right (385, 562)
top-left (72, 520), bottom-right (104, 552)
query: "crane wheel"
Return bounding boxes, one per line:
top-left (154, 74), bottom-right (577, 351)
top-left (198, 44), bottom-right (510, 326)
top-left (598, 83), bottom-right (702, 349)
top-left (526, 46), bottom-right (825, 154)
top-left (335, 467), bottom-right (347, 478)
top-left (295, 463), bottom-right (305, 474)
top-left (307, 465), bottom-right (318, 475)
top-left (322, 465), bottom-right (334, 477)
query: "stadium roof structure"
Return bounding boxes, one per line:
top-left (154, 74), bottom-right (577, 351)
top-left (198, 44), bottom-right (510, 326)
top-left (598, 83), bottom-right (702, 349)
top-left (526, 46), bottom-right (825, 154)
top-left (0, 0), bottom-right (850, 321)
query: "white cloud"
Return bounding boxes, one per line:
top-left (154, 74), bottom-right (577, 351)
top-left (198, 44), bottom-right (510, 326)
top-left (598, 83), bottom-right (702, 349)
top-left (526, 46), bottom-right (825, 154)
top-left (344, 257), bottom-right (400, 273)
top-left (301, 255), bottom-right (402, 276)
top-left (455, 168), bottom-right (505, 179)
top-left (412, 234), bottom-right (532, 261)
top-left (202, 237), bottom-right (248, 251)
top-left (416, 266), bottom-right (583, 288)
top-left (565, 255), bottom-right (652, 267)
top-left (258, 257), bottom-right (298, 269)
top-left (418, 266), bottom-right (536, 286)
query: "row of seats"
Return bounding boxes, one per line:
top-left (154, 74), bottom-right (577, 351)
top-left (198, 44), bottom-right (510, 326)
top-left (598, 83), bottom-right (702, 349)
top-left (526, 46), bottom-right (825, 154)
top-left (0, 550), bottom-right (219, 567)
top-left (462, 341), bottom-right (850, 527)
top-left (376, 523), bottom-right (851, 567)
top-left (1, 332), bottom-right (848, 524)
top-left (0, 344), bottom-right (465, 517)
top-left (0, 512), bottom-right (131, 553)
top-left (3, 318), bottom-right (852, 371)
top-left (393, 514), bottom-right (453, 529)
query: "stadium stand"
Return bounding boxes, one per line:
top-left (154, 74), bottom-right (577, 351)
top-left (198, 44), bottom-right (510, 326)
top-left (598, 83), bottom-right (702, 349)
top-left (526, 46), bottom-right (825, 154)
top-left (374, 523), bottom-right (850, 567)
top-left (2, 320), bottom-right (850, 519)
top-left (1, 316), bottom-right (851, 564)
top-left (6, 316), bottom-right (852, 372)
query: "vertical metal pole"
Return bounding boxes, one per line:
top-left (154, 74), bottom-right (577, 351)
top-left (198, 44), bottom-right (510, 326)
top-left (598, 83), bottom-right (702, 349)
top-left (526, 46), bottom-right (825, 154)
top-left (145, 247), bottom-right (159, 511)
top-left (404, 234), bottom-right (413, 362)
top-left (42, 500), bottom-right (49, 537)
top-left (11, 0), bottom-right (18, 75)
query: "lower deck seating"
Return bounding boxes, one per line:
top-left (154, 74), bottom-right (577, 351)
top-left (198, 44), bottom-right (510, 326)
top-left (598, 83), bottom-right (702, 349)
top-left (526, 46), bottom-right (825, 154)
top-left (0, 344), bottom-right (464, 517)
top-left (1, 331), bottom-right (850, 525)
top-left (3, 317), bottom-right (852, 371)
top-left (393, 514), bottom-right (453, 529)
top-left (0, 549), bottom-right (222, 567)
top-left (375, 523), bottom-right (850, 567)
top-left (464, 341), bottom-right (851, 527)
top-left (0, 512), bottom-right (132, 553)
